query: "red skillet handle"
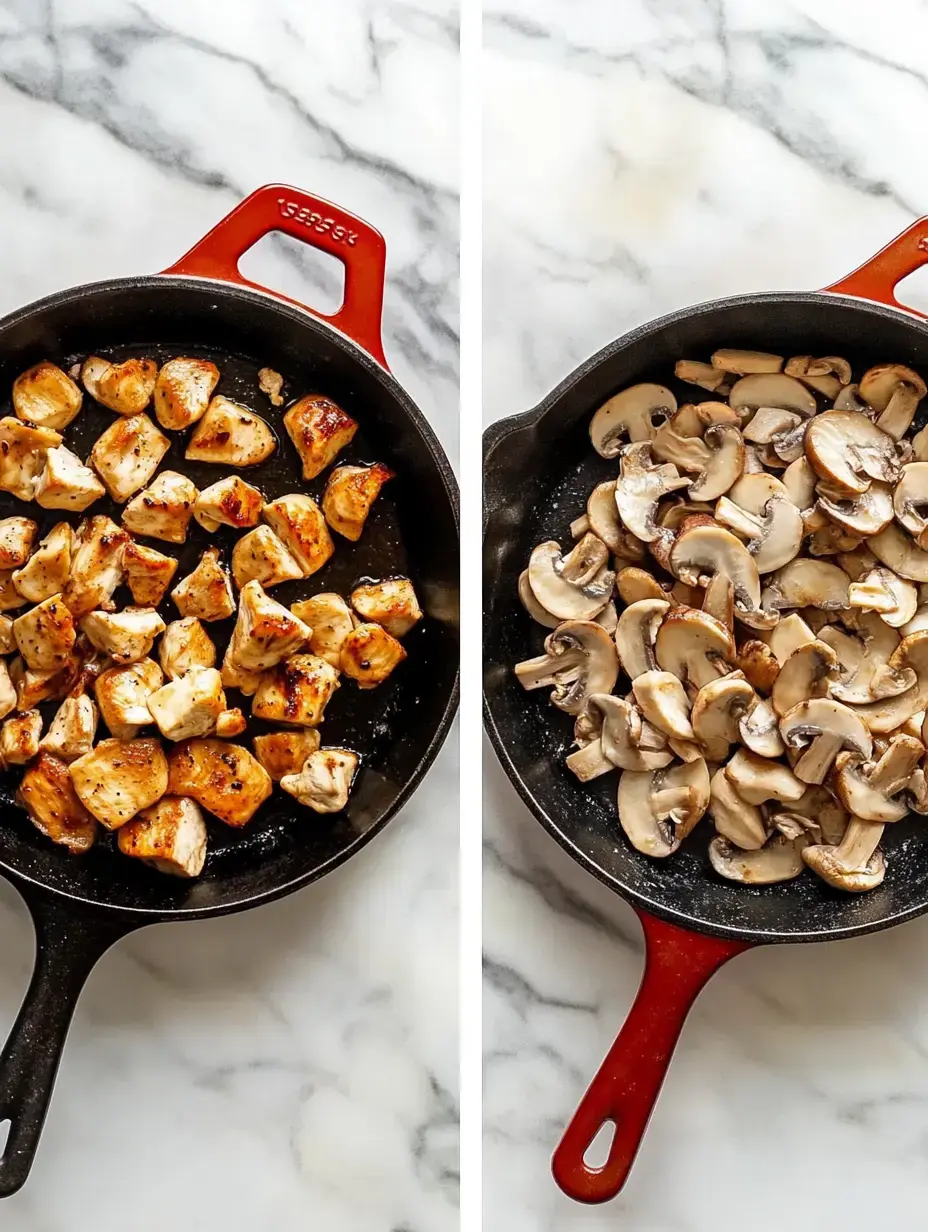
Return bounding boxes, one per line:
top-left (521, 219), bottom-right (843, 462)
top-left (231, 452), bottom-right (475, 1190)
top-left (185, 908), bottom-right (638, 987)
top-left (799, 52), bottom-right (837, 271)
top-left (163, 184), bottom-right (388, 368)
top-left (552, 910), bottom-right (751, 1204)
top-left (823, 216), bottom-right (928, 318)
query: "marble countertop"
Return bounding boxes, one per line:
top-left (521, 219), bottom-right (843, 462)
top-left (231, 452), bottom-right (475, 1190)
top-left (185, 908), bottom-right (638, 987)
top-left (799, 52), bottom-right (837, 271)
top-left (484, 2), bottom-right (928, 1230)
top-left (0, 2), bottom-right (459, 1229)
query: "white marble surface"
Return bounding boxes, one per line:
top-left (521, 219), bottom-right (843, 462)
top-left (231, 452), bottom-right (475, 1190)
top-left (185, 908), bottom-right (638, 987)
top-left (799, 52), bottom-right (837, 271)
top-left (484, 3), bottom-right (928, 1229)
top-left (0, 1), bottom-right (459, 1229)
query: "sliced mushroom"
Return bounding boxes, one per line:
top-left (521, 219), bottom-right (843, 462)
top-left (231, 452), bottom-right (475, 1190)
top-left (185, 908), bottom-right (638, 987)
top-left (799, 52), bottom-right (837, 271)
top-left (711, 348), bottom-right (783, 375)
top-left (724, 747), bottom-right (806, 805)
top-left (590, 384), bottom-right (676, 457)
top-left (589, 695), bottom-right (674, 773)
top-left (761, 557), bottom-right (850, 613)
top-left (767, 612), bottom-right (815, 666)
top-left (690, 672), bottom-right (756, 760)
top-left (848, 567), bottom-right (918, 627)
top-left (771, 639), bottom-right (837, 715)
top-left (805, 410), bottom-right (901, 495)
top-left (869, 522), bottom-right (928, 581)
top-left (583, 480), bottom-right (645, 560)
top-left (650, 422), bottom-right (711, 472)
top-left (686, 424), bottom-right (745, 501)
top-left (670, 524), bottom-right (762, 622)
top-left (701, 572), bottom-right (733, 628)
top-left (675, 360), bottom-right (730, 393)
top-left (614, 598), bottom-right (669, 680)
top-left (738, 697), bottom-right (785, 758)
top-left (615, 567), bottom-right (672, 607)
top-left (847, 629), bottom-right (928, 732)
top-left (779, 697), bottom-right (872, 784)
top-left (891, 462), bottom-right (928, 545)
top-left (526, 540), bottom-right (614, 621)
top-left (708, 766), bottom-right (767, 849)
top-left (817, 482), bottom-right (894, 538)
top-left (654, 606), bottom-right (735, 690)
top-left (714, 473), bottom-right (803, 574)
top-left (728, 373), bottom-right (817, 420)
top-left (614, 443), bottom-right (690, 541)
top-left (742, 407), bottom-right (802, 444)
top-left (860, 363), bottom-right (926, 440)
top-left (514, 621), bottom-right (619, 714)
top-left (617, 758), bottom-right (710, 857)
top-left (785, 355), bottom-right (851, 400)
top-left (833, 733), bottom-right (923, 822)
top-left (709, 832), bottom-right (810, 884)
top-left (802, 818), bottom-right (885, 892)
top-left (517, 570), bottom-right (560, 628)
top-left (630, 670), bottom-right (694, 740)
top-left (818, 617), bottom-right (911, 705)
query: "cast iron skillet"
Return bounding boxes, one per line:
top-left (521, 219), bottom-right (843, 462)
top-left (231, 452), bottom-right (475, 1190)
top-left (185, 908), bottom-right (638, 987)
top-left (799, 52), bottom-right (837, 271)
top-left (0, 184), bottom-right (459, 1196)
top-left (484, 218), bottom-right (928, 1204)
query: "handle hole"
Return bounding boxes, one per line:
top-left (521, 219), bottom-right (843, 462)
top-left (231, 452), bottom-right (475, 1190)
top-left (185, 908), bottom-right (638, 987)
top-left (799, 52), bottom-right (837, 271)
top-left (238, 232), bottom-right (345, 315)
top-left (893, 266), bottom-right (928, 315)
top-left (583, 1119), bottom-right (616, 1169)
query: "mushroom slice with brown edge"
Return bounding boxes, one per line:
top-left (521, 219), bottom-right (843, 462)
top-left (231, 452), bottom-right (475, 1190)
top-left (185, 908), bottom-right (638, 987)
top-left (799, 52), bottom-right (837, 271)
top-left (849, 630), bottom-right (928, 733)
top-left (767, 612), bottom-right (815, 665)
top-left (39, 695), bottom-right (97, 763)
top-left (631, 670), bottom-right (694, 739)
top-left (123, 541), bottom-right (178, 607)
top-left (122, 471), bottom-right (199, 544)
top-left (283, 394), bottom-right (358, 481)
top-left (527, 539), bottom-right (614, 621)
top-left (669, 524), bottom-right (763, 625)
top-left (728, 373), bottom-right (817, 421)
top-left (833, 733), bottom-right (923, 822)
top-left (117, 796), bottom-right (208, 878)
top-left (893, 462), bottom-right (928, 545)
top-left (280, 748), bottom-right (359, 813)
top-left (848, 567), bottom-right (918, 627)
top-left (734, 640), bottom-right (779, 694)
top-left (860, 363), bottom-right (927, 440)
top-left (686, 424), bottom-right (745, 501)
top-left (152, 358), bottom-right (220, 431)
top-left (171, 548), bottom-right (235, 622)
top-left (615, 567), bottom-right (672, 607)
top-left (691, 671), bottom-right (756, 760)
top-left (761, 558), bottom-right (850, 613)
top-left (185, 396), bottom-right (277, 467)
top-left (739, 697), bottom-right (785, 757)
top-left (589, 384), bottom-right (676, 458)
top-left (617, 758), bottom-right (710, 857)
top-left (778, 697), bottom-right (872, 784)
top-left (586, 480), bottom-right (644, 559)
top-left (742, 407), bottom-right (802, 444)
top-left (81, 356), bottom-right (158, 415)
top-left (17, 751), bottom-right (97, 853)
top-left (614, 443), bottom-right (689, 543)
top-left (167, 739), bottom-right (272, 828)
top-left (711, 348), bottom-right (783, 375)
top-left (802, 818), bottom-right (886, 892)
top-left (577, 695), bottom-right (673, 774)
top-left (702, 572), bottom-right (733, 628)
top-left (650, 422), bottom-right (711, 472)
top-left (805, 411), bottom-right (901, 495)
top-left (816, 482), bottom-right (894, 538)
top-left (781, 456), bottom-right (816, 511)
top-left (654, 606), bottom-right (734, 690)
top-left (770, 639), bottom-right (837, 716)
top-left (13, 521), bottom-right (71, 603)
top-left (90, 413), bottom-right (170, 503)
top-left (724, 747), bottom-right (806, 806)
top-left (193, 475), bottom-right (265, 533)
top-left (253, 654), bottom-right (341, 724)
top-left (674, 360), bottom-right (729, 394)
top-left (69, 736), bottom-right (168, 830)
top-left (13, 362), bottom-right (83, 430)
top-left (784, 355), bottom-right (852, 399)
top-left (870, 522), bottom-right (928, 581)
top-left (515, 620), bottom-right (619, 714)
top-left (818, 619), bottom-right (913, 705)
top-left (614, 598), bottom-right (669, 680)
top-left (714, 473), bottom-right (803, 574)
top-left (322, 463), bottom-right (394, 542)
top-left (710, 832), bottom-right (810, 884)
top-left (517, 571), bottom-right (560, 629)
top-left (263, 494), bottom-right (336, 577)
top-left (708, 767), bottom-right (767, 849)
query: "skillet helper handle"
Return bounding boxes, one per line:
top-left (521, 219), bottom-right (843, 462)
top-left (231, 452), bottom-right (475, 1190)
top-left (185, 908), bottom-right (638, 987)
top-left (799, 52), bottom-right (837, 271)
top-left (162, 183), bottom-right (389, 368)
top-left (824, 216), bottom-right (928, 318)
top-left (552, 911), bottom-right (750, 1204)
top-left (0, 892), bottom-right (139, 1197)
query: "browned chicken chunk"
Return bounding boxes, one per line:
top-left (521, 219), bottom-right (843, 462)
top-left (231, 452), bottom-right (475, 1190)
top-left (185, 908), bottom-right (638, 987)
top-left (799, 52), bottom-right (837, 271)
top-left (280, 747), bottom-right (358, 813)
top-left (11, 654), bottom-right (80, 710)
top-left (90, 413), bottom-right (170, 502)
top-left (153, 358), bottom-right (220, 431)
top-left (193, 475), bottom-right (264, 532)
top-left (0, 517), bottom-right (37, 569)
top-left (17, 751), bottom-right (97, 853)
top-left (147, 668), bottom-right (226, 742)
top-left (39, 695), bottom-right (98, 762)
top-left (69, 736), bottom-right (168, 829)
top-left (185, 397), bottom-right (276, 468)
top-left (225, 579), bottom-right (309, 672)
top-left (81, 356), bottom-right (158, 415)
top-left (80, 608), bottom-right (166, 665)
top-left (0, 710), bottom-right (42, 766)
top-left (14, 595), bottom-right (76, 670)
top-left (0, 660), bottom-right (16, 720)
top-left (123, 541), bottom-right (178, 607)
top-left (291, 593), bottom-right (354, 668)
top-left (94, 658), bottom-right (163, 741)
top-left (63, 516), bottom-right (128, 618)
top-left (215, 707), bottom-right (247, 738)
top-left (122, 471), bottom-right (199, 543)
top-left (170, 548), bottom-right (235, 622)
top-left (167, 738), bottom-right (272, 827)
top-left (117, 796), bottom-right (208, 877)
top-left (258, 367), bottom-right (284, 407)
top-left (12, 522), bottom-right (72, 602)
top-left (253, 729), bottom-right (321, 781)
top-left (283, 395), bottom-right (358, 480)
top-left (339, 622), bottom-right (407, 688)
top-left (13, 362), bottom-right (82, 430)
top-left (350, 578), bottom-right (422, 637)
top-left (322, 463), bottom-right (393, 541)
top-left (35, 445), bottom-right (106, 511)
top-left (159, 618), bottom-right (216, 680)
top-left (231, 525), bottom-right (302, 589)
top-left (0, 417), bottom-right (62, 501)
top-left (262, 494), bottom-right (335, 576)
top-left (0, 574), bottom-right (26, 612)
top-left (252, 654), bottom-right (340, 726)
top-left (0, 615), bottom-right (15, 655)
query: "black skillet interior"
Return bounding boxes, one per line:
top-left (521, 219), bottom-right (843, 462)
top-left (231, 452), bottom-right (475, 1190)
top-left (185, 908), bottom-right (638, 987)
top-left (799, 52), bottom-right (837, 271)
top-left (0, 277), bottom-right (459, 917)
top-left (485, 291), bottom-right (928, 943)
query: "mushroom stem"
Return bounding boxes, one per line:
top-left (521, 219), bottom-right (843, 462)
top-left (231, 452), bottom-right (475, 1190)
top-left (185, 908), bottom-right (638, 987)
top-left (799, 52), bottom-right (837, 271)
top-left (793, 730), bottom-right (844, 784)
top-left (834, 818), bottom-right (884, 872)
top-left (715, 497), bottom-right (764, 540)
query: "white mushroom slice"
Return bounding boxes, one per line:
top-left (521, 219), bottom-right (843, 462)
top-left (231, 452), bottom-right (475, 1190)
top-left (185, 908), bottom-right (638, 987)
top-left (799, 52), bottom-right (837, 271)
top-left (39, 695), bottom-right (97, 763)
top-left (0, 418), bottom-right (63, 501)
top-left (691, 672), bottom-right (756, 760)
top-left (527, 540), bottom-right (614, 621)
top-left (771, 639), bottom-right (837, 715)
top-left (13, 594), bottom-right (76, 670)
top-left (262, 494), bottom-right (336, 577)
top-left (702, 572), bottom-right (733, 628)
top-left (614, 443), bottom-right (689, 543)
top-left (848, 629), bottom-right (928, 732)
top-left (669, 524), bottom-right (762, 622)
top-left (185, 396), bottom-right (277, 467)
top-left (13, 362), bottom-right (83, 430)
top-left (614, 598), bottom-right (669, 680)
top-left (350, 578), bottom-right (422, 638)
top-left (570, 514), bottom-right (590, 538)
top-left (90, 413), bottom-right (170, 503)
top-left (322, 463), bottom-right (394, 542)
top-left (147, 668), bottom-right (226, 742)
top-left (34, 444), bottom-right (105, 511)
top-left (711, 348), bottom-right (783, 375)
top-left (708, 767), bottom-right (766, 849)
top-left (787, 785), bottom-right (848, 846)
top-left (280, 748), bottom-right (359, 813)
top-left (170, 548), bottom-right (235, 622)
top-left (902, 605), bottom-right (928, 636)
top-left (655, 500), bottom-right (715, 532)
top-left (123, 541), bottom-right (178, 607)
top-left (12, 522), bottom-right (71, 602)
top-left (69, 736), bottom-right (168, 830)
top-left (710, 832), bottom-right (810, 884)
top-left (585, 480), bottom-right (644, 560)
top-left (805, 411), bottom-right (900, 496)
top-left (892, 463), bottom-right (928, 544)
top-left (778, 698), bottom-right (872, 784)
top-left (767, 612), bottom-right (816, 666)
top-left (231, 526), bottom-right (304, 589)
top-left (253, 654), bottom-right (341, 725)
top-left (818, 623), bottom-right (909, 705)
top-left (117, 796), bottom-right (208, 878)
top-left (848, 567), bottom-right (918, 628)
top-left (816, 486), bottom-right (892, 544)
top-left (291, 593), bottom-right (354, 668)
top-left (650, 423), bottom-right (711, 472)
top-left (859, 363), bottom-right (926, 439)
top-left (515, 620), bottom-right (618, 715)
top-left (159, 618), bottom-right (216, 680)
top-left (687, 424), bottom-right (745, 501)
top-left (81, 608), bottom-right (165, 665)
top-left (654, 606), bottom-right (734, 689)
top-left (781, 456), bottom-right (816, 510)
top-left (564, 737), bottom-right (616, 782)
top-left (836, 546), bottom-right (879, 581)
top-left (193, 475), bottom-right (264, 533)
top-left (742, 407), bottom-right (802, 443)
top-left (152, 358), bottom-right (220, 431)
top-left (833, 735), bottom-right (922, 822)
top-left (588, 696), bottom-right (674, 774)
top-left (802, 818), bottom-right (885, 892)
top-left (615, 567), bottom-right (672, 607)
top-left (283, 394), bottom-right (358, 481)
top-left (0, 710), bottom-right (43, 766)
top-left (225, 580), bottom-right (310, 672)
top-left (724, 748), bottom-right (806, 806)
top-left (728, 373), bottom-right (817, 420)
top-left (617, 758), bottom-right (710, 857)
top-left (589, 384), bottom-right (676, 457)
top-left (122, 471), bottom-right (199, 544)
top-left (715, 473), bottom-right (803, 574)
top-left (518, 570), bottom-right (559, 628)
top-left (784, 355), bottom-right (851, 399)
top-left (869, 522), bottom-right (928, 581)
top-left (739, 697), bottom-right (785, 757)
top-left (630, 670), bottom-right (694, 739)
top-left (674, 360), bottom-right (730, 393)
top-left (81, 356), bottom-right (158, 415)
top-left (761, 558), bottom-right (849, 613)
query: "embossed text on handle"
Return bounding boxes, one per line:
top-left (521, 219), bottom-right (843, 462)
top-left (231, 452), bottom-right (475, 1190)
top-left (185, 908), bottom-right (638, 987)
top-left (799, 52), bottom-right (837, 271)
top-left (277, 198), bottom-right (358, 245)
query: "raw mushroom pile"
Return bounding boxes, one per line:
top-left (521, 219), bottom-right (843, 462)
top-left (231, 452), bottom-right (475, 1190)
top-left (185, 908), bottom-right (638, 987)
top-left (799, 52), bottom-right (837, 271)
top-left (515, 348), bottom-right (928, 893)
top-left (0, 355), bottom-right (421, 878)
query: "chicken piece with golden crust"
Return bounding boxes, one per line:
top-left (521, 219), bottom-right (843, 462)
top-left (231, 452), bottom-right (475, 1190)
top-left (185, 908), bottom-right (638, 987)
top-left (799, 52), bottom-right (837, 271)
top-left (39, 694), bottom-right (98, 763)
top-left (170, 548), bottom-right (235, 622)
top-left (339, 622), bottom-right (406, 688)
top-left (0, 710), bottom-right (42, 766)
top-left (153, 358), bottom-right (219, 431)
top-left (159, 618), bottom-right (216, 680)
top-left (225, 579), bottom-right (309, 673)
top-left (167, 738), bottom-right (272, 827)
top-left (215, 708), bottom-right (247, 738)
top-left (185, 397), bottom-right (276, 468)
top-left (0, 518), bottom-right (37, 569)
top-left (0, 660), bottom-right (16, 721)
top-left (147, 668), bottom-right (226, 742)
top-left (322, 463), bottom-right (393, 542)
top-left (81, 608), bottom-right (166, 665)
top-left (17, 751), bottom-right (97, 853)
top-left (220, 656), bottom-right (266, 697)
top-left (118, 796), bottom-right (207, 877)
top-left (193, 475), bottom-right (264, 532)
top-left (35, 445), bottom-right (106, 511)
top-left (13, 522), bottom-right (72, 603)
top-left (280, 748), bottom-right (358, 813)
top-left (11, 654), bottom-right (80, 710)
top-left (350, 578), bottom-right (422, 638)
top-left (63, 516), bottom-right (128, 618)
top-left (0, 615), bottom-right (14, 655)
top-left (0, 575), bottom-right (26, 612)
top-left (70, 736), bottom-right (168, 830)
top-left (81, 356), bottom-right (158, 415)
top-left (122, 471), bottom-right (199, 544)
top-left (253, 729), bottom-right (320, 781)
top-left (90, 413), bottom-right (170, 503)
top-left (231, 526), bottom-right (303, 589)
top-left (262, 494), bottom-right (335, 577)
top-left (123, 541), bottom-right (178, 607)
top-left (252, 654), bottom-right (340, 727)
top-left (258, 367), bottom-right (284, 407)
top-left (291, 593), bottom-right (353, 668)
top-left (94, 658), bottom-right (163, 741)
top-left (0, 417), bottom-right (62, 501)
top-left (283, 395), bottom-right (358, 481)
top-left (13, 362), bottom-right (83, 430)
top-left (14, 595), bottom-right (76, 670)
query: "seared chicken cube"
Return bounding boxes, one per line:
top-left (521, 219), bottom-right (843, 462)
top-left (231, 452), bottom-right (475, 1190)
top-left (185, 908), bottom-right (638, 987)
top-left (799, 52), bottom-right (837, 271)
top-left (167, 738), bottom-right (272, 827)
top-left (13, 522), bottom-right (72, 603)
top-left (0, 573), bottom-right (26, 612)
top-left (262, 494), bottom-right (335, 577)
top-left (339, 622), bottom-right (406, 688)
top-left (0, 659), bottom-right (15, 720)
top-left (253, 729), bottom-right (321, 781)
top-left (147, 668), bottom-right (226, 742)
top-left (225, 579), bottom-right (310, 672)
top-left (0, 517), bottom-right (37, 569)
top-left (69, 736), bottom-right (168, 830)
top-left (220, 653), bottom-right (266, 696)
top-left (63, 516), bottom-right (128, 617)
top-left (350, 578), bottom-right (422, 638)
top-left (81, 355), bottom-right (158, 415)
top-left (291, 594), bottom-right (353, 668)
top-left (258, 367), bottom-right (284, 407)
top-left (123, 541), bottom-right (178, 607)
top-left (17, 751), bottom-right (97, 853)
top-left (0, 614), bottom-right (14, 654)
top-left (0, 417), bottom-right (62, 501)
top-left (94, 658), bottom-right (163, 741)
top-left (185, 397), bottom-right (276, 468)
top-left (252, 654), bottom-right (340, 726)
top-left (13, 362), bottom-right (83, 430)
top-left (170, 548), bottom-right (235, 622)
top-left (153, 357), bottom-right (220, 431)
top-left (35, 445), bottom-right (106, 511)
top-left (80, 608), bottom-right (166, 665)
top-left (280, 748), bottom-right (358, 813)
top-left (322, 463), bottom-right (393, 542)
top-left (122, 471), bottom-right (198, 544)
top-left (14, 595), bottom-right (76, 670)
top-left (90, 413), bottom-right (170, 502)
top-left (231, 526), bottom-right (303, 589)
top-left (11, 655), bottom-right (80, 710)
top-left (193, 475), bottom-right (264, 533)
top-left (117, 796), bottom-right (208, 877)
top-left (159, 617), bottom-right (216, 680)
top-left (215, 708), bottom-right (247, 738)
top-left (39, 695), bottom-right (98, 763)
top-left (0, 710), bottom-right (42, 766)
top-left (283, 395), bottom-right (358, 481)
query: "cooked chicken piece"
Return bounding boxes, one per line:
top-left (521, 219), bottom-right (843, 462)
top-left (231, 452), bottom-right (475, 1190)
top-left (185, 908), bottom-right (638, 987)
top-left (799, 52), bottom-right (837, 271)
top-left (90, 414), bottom-right (170, 503)
top-left (290, 593), bottom-right (353, 667)
top-left (193, 475), bottom-right (264, 532)
top-left (147, 668), bottom-right (226, 742)
top-left (215, 707), bottom-right (247, 738)
top-left (39, 694), bottom-right (98, 763)
top-left (159, 618), bottom-right (216, 681)
top-left (322, 463), bottom-right (393, 542)
top-left (94, 658), bottom-right (163, 741)
top-left (0, 417), bottom-right (62, 501)
top-left (262, 494), bottom-right (335, 577)
top-left (69, 736), bottom-right (168, 830)
top-left (220, 654), bottom-right (266, 696)
top-left (11, 654), bottom-right (80, 710)
top-left (170, 548), bottom-right (235, 622)
top-left (123, 541), bottom-right (178, 607)
top-left (0, 659), bottom-right (16, 720)
top-left (0, 710), bottom-right (42, 766)
top-left (117, 796), bottom-right (208, 877)
top-left (35, 444), bottom-right (106, 511)
top-left (17, 751), bottom-right (97, 853)
top-left (167, 738), bottom-right (272, 827)
top-left (81, 355), bottom-right (158, 415)
top-left (122, 471), bottom-right (199, 544)
top-left (62, 516), bottom-right (128, 617)
top-left (253, 729), bottom-right (321, 781)
top-left (350, 578), bottom-right (422, 638)
top-left (185, 397), bottom-right (277, 468)
top-left (225, 579), bottom-right (310, 672)
top-left (14, 595), bottom-right (76, 670)
top-left (252, 654), bottom-right (340, 726)
top-left (280, 748), bottom-right (358, 814)
top-left (339, 622), bottom-right (406, 688)
top-left (12, 522), bottom-right (72, 602)
top-left (284, 395), bottom-right (358, 480)
top-left (13, 362), bottom-right (83, 430)
top-left (153, 357), bottom-right (220, 431)
top-left (0, 573), bottom-right (26, 612)
top-left (80, 608), bottom-right (166, 665)
top-left (0, 615), bottom-right (14, 654)
top-left (0, 517), bottom-right (37, 570)
top-left (231, 525), bottom-right (303, 589)
top-left (258, 367), bottom-right (284, 407)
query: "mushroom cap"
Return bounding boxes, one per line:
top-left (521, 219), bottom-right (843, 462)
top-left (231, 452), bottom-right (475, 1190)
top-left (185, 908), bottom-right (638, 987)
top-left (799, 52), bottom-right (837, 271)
top-left (527, 540), bottom-right (614, 621)
top-left (805, 410), bottom-right (901, 495)
top-left (670, 523), bottom-right (761, 614)
top-left (614, 597), bottom-right (670, 680)
top-left (778, 697), bottom-right (872, 783)
top-left (708, 766), bottom-right (767, 849)
top-left (517, 570), bottom-right (560, 628)
top-left (615, 444), bottom-right (690, 541)
top-left (687, 424), bottom-right (745, 501)
top-left (870, 522), bottom-right (928, 581)
top-left (846, 629), bottom-right (928, 732)
top-left (739, 697), bottom-right (785, 757)
top-left (723, 472), bottom-right (804, 573)
top-left (709, 832), bottom-right (809, 884)
top-left (860, 363), bottom-right (927, 434)
top-left (802, 842), bottom-right (886, 892)
top-left (590, 384), bottom-right (676, 458)
top-left (761, 557), bottom-right (850, 612)
top-left (617, 758), bottom-right (710, 857)
top-left (770, 639), bottom-right (837, 716)
top-left (832, 752), bottom-right (909, 823)
top-left (593, 694), bottom-right (673, 772)
top-left (817, 482), bottom-right (894, 538)
top-left (690, 671), bottom-right (756, 761)
top-left (728, 373), bottom-right (817, 418)
top-left (544, 621), bottom-right (619, 714)
top-left (724, 747), bottom-right (806, 805)
top-left (892, 463), bottom-right (928, 538)
top-left (654, 606), bottom-right (735, 690)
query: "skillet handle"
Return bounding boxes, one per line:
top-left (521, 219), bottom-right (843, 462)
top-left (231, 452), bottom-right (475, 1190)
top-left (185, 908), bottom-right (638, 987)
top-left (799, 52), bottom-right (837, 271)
top-left (552, 910), bottom-right (751, 1204)
top-left (162, 183), bottom-right (389, 368)
top-left (823, 216), bottom-right (928, 317)
top-left (0, 889), bottom-right (141, 1197)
